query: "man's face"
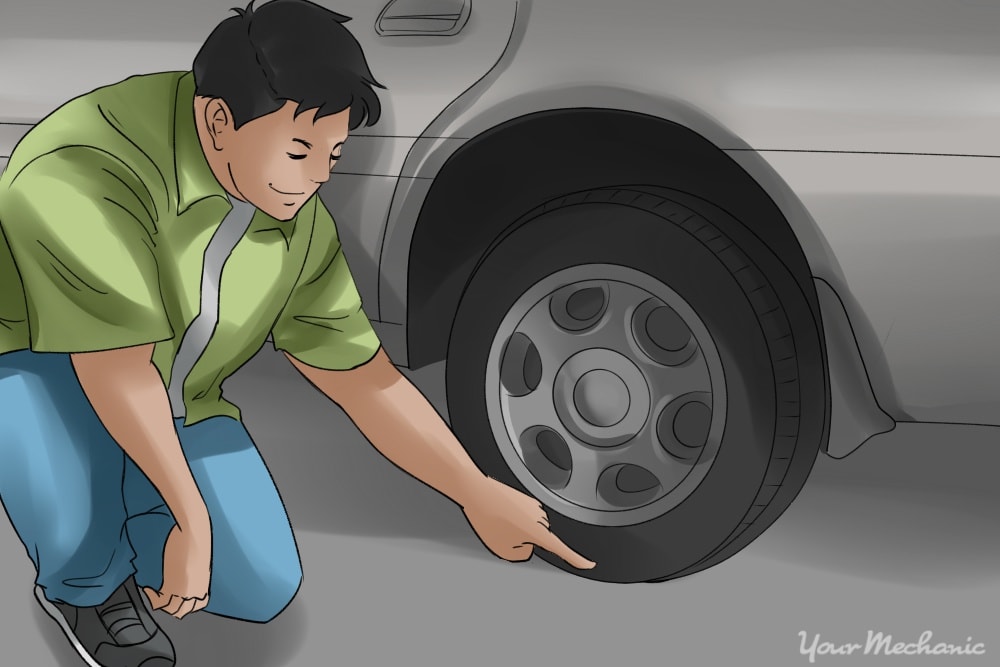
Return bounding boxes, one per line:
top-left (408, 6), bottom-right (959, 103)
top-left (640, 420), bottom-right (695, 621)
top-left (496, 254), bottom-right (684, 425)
top-left (221, 101), bottom-right (350, 220)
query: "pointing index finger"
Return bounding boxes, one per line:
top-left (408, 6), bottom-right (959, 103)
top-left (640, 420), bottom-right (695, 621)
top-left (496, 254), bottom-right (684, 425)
top-left (531, 526), bottom-right (597, 570)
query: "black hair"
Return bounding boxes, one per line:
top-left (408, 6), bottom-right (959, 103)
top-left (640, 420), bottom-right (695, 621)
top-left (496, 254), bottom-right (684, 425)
top-left (193, 0), bottom-right (384, 130)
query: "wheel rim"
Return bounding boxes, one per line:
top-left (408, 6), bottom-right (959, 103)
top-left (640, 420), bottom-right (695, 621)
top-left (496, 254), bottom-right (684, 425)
top-left (485, 264), bottom-right (727, 527)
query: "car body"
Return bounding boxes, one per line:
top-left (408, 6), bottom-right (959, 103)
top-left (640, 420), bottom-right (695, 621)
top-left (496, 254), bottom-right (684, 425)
top-left (3, 0), bottom-right (998, 580)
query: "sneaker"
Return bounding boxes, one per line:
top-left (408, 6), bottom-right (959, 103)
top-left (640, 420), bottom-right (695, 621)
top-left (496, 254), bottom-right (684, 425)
top-left (35, 575), bottom-right (175, 667)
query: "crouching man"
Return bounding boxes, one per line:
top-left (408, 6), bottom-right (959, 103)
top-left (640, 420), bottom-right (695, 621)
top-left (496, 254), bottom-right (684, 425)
top-left (0, 2), bottom-right (595, 665)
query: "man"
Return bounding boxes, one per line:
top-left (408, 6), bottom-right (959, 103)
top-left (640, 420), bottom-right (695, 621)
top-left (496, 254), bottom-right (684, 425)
top-left (0, 1), bottom-right (595, 665)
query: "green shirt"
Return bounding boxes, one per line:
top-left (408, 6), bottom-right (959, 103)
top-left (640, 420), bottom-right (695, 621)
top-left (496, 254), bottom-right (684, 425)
top-left (0, 71), bottom-right (380, 425)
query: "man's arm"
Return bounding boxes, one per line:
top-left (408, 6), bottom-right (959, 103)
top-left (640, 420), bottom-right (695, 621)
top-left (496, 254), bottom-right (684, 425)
top-left (1, 150), bottom-right (215, 619)
top-left (71, 344), bottom-right (212, 618)
top-left (286, 348), bottom-right (486, 506)
top-left (285, 348), bottom-right (595, 569)
top-left (273, 200), bottom-right (592, 567)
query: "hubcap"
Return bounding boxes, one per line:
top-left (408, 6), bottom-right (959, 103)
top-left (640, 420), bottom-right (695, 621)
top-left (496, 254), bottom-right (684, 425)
top-left (486, 264), bottom-right (726, 527)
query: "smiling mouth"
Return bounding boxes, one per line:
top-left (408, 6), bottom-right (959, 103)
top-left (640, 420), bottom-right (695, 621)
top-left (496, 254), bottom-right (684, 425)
top-left (269, 183), bottom-right (306, 196)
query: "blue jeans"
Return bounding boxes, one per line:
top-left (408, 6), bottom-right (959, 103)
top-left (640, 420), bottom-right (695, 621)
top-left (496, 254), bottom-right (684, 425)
top-left (0, 349), bottom-right (302, 622)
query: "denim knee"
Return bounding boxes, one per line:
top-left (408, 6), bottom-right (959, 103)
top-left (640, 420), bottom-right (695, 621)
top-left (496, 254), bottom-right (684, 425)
top-left (221, 556), bottom-right (303, 623)
top-left (259, 559), bottom-right (303, 623)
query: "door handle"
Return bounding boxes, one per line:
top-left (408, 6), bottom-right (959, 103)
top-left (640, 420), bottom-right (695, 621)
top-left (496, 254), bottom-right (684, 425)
top-left (375, 0), bottom-right (471, 36)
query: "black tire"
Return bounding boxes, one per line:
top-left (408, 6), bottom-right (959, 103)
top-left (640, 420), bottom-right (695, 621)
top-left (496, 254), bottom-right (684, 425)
top-left (446, 187), bottom-right (828, 583)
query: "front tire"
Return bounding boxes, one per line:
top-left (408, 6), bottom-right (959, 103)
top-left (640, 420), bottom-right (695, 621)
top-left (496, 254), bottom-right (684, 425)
top-left (446, 188), bottom-right (827, 582)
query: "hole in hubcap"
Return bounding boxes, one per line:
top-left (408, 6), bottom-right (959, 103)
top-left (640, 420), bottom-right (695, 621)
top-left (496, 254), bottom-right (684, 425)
top-left (674, 401), bottom-right (712, 448)
top-left (537, 430), bottom-right (572, 471)
top-left (646, 306), bottom-right (691, 352)
top-left (616, 465), bottom-right (659, 493)
top-left (597, 464), bottom-right (661, 508)
top-left (550, 283), bottom-right (608, 332)
top-left (500, 332), bottom-right (542, 397)
top-left (632, 298), bottom-right (697, 367)
top-left (519, 426), bottom-right (572, 490)
top-left (566, 287), bottom-right (605, 321)
top-left (656, 394), bottom-right (712, 461)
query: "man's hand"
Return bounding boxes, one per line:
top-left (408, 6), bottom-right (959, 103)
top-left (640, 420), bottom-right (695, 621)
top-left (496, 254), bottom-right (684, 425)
top-left (462, 477), bottom-right (596, 569)
top-left (143, 519), bottom-right (212, 620)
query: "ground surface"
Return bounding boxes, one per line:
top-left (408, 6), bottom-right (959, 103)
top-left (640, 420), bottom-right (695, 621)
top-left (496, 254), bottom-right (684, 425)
top-left (2, 347), bottom-right (997, 666)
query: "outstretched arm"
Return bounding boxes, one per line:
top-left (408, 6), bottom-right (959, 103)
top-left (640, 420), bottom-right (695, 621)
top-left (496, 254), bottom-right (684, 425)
top-left (284, 348), bottom-right (596, 570)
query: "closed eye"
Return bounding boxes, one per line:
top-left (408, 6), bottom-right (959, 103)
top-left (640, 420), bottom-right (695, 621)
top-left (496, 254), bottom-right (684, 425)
top-left (287, 153), bottom-right (307, 160)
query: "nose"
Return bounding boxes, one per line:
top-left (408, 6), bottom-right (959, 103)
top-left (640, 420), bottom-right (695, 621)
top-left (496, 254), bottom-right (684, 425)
top-left (309, 164), bottom-right (330, 186)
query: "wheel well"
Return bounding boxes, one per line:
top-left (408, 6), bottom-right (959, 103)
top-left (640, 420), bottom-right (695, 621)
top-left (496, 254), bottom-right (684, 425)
top-left (407, 108), bottom-right (820, 369)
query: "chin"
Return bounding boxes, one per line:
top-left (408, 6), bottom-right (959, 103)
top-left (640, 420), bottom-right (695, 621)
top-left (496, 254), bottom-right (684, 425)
top-left (263, 203), bottom-right (300, 221)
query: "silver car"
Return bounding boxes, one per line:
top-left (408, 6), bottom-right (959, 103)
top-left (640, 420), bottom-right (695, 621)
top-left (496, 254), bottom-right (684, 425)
top-left (3, 0), bottom-right (997, 583)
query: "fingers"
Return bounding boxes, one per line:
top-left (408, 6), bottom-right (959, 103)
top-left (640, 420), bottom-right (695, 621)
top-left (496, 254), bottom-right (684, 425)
top-left (531, 528), bottom-right (597, 570)
top-left (161, 595), bottom-right (186, 616)
top-left (143, 587), bottom-right (209, 618)
top-left (143, 587), bottom-right (170, 611)
top-left (173, 597), bottom-right (198, 619)
top-left (191, 595), bottom-right (210, 614)
top-left (162, 595), bottom-right (184, 616)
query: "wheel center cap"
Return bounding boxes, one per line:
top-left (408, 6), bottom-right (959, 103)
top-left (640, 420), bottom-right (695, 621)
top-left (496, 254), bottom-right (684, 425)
top-left (574, 370), bottom-right (630, 427)
top-left (554, 348), bottom-right (651, 447)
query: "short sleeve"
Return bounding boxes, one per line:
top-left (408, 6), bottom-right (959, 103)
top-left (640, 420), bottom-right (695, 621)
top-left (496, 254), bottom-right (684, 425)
top-left (271, 200), bottom-right (380, 370)
top-left (0, 148), bottom-right (172, 352)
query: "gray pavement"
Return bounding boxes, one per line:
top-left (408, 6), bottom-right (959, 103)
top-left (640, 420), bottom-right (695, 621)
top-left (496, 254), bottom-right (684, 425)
top-left (2, 346), bottom-right (998, 666)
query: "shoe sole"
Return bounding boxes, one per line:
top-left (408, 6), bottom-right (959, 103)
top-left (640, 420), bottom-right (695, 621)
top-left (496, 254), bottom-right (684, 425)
top-left (34, 585), bottom-right (103, 667)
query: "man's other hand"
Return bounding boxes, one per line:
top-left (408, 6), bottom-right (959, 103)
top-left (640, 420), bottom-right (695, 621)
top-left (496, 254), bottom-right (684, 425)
top-left (142, 519), bottom-right (212, 620)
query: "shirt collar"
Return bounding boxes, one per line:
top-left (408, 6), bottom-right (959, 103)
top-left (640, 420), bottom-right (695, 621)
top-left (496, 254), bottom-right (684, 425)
top-left (171, 71), bottom-right (297, 245)
top-left (173, 72), bottom-right (229, 214)
top-left (247, 207), bottom-right (299, 248)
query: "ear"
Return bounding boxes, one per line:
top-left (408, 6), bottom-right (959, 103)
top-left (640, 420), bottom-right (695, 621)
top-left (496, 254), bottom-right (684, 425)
top-left (204, 98), bottom-right (234, 151)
